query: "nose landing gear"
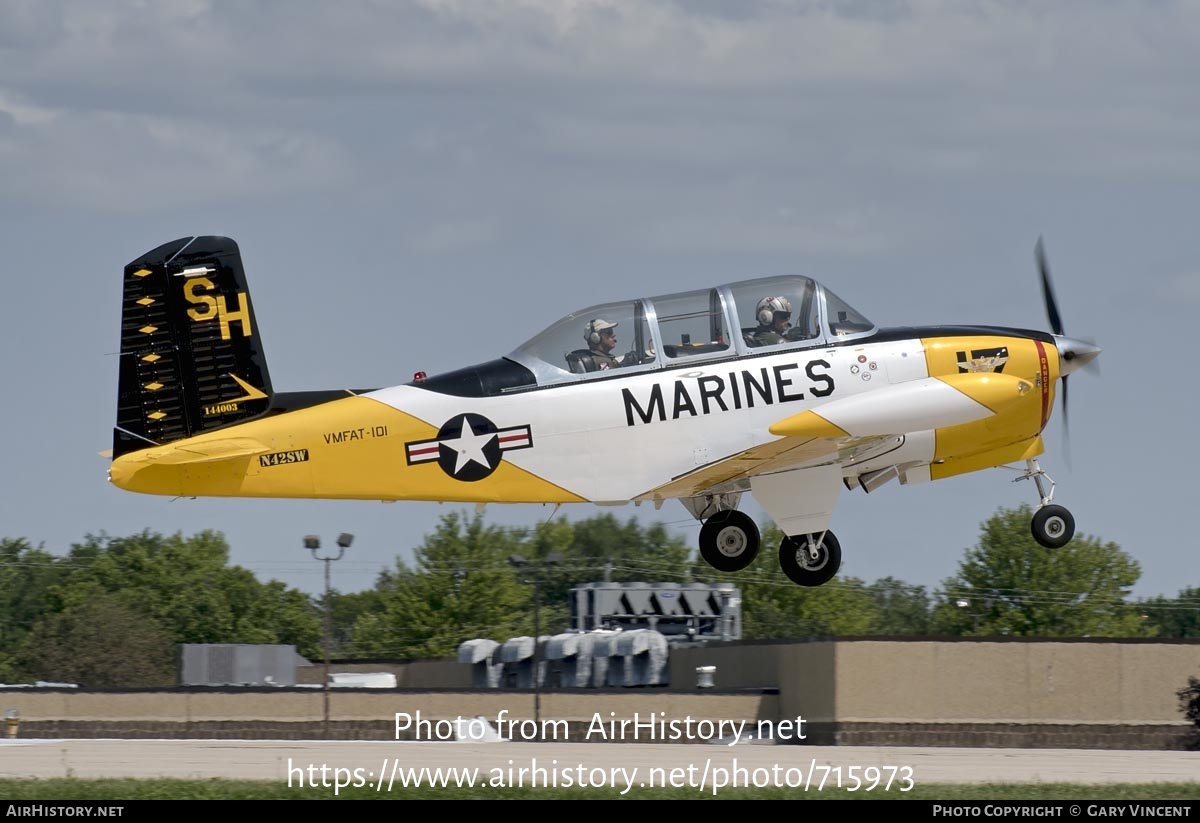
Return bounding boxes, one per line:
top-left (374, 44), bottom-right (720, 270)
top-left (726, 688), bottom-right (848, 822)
top-left (1016, 458), bottom-right (1075, 548)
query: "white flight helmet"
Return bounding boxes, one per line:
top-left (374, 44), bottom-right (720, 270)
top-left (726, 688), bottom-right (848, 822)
top-left (756, 296), bottom-right (792, 326)
top-left (585, 318), bottom-right (618, 346)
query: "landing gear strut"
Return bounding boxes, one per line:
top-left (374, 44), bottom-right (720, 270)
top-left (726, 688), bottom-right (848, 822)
top-left (778, 530), bottom-right (842, 587)
top-left (1016, 458), bottom-right (1075, 548)
top-left (698, 510), bottom-right (760, 572)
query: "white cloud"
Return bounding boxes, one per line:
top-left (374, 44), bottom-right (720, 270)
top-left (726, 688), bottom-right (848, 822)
top-left (2, 1), bottom-right (1199, 214)
top-left (0, 107), bottom-right (351, 211)
top-left (0, 88), bottom-right (56, 125)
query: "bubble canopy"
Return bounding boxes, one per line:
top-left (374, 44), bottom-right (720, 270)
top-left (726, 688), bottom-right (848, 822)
top-left (506, 275), bottom-right (875, 387)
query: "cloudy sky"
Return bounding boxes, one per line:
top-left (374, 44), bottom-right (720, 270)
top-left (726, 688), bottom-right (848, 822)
top-left (2, 1), bottom-right (1196, 602)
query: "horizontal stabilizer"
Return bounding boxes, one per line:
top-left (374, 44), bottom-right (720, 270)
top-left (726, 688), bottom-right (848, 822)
top-left (119, 437), bottom-right (269, 465)
top-left (769, 373), bottom-right (1034, 439)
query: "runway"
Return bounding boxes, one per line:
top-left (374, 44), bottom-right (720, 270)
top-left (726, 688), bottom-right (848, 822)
top-left (1, 739), bottom-right (1196, 790)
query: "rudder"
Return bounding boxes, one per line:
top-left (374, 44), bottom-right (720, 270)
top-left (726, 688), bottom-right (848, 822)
top-left (113, 236), bottom-right (274, 459)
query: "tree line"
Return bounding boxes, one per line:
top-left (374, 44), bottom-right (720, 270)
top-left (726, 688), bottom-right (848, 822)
top-left (1, 504), bottom-right (1196, 687)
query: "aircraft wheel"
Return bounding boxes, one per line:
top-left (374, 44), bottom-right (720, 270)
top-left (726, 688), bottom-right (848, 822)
top-left (778, 531), bottom-right (842, 587)
top-left (698, 510), bottom-right (760, 572)
top-left (1031, 504), bottom-right (1074, 548)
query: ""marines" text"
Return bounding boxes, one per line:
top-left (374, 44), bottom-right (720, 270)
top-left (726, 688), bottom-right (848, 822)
top-left (622, 360), bottom-right (834, 426)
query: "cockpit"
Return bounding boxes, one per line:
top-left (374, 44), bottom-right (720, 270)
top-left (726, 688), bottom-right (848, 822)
top-left (508, 275), bottom-right (876, 387)
top-left (411, 275), bottom-right (876, 397)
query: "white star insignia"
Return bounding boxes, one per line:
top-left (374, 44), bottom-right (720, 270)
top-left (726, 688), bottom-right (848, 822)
top-left (443, 418), bottom-right (496, 474)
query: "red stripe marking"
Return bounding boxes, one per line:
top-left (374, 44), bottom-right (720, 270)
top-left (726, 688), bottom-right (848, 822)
top-left (408, 444), bottom-right (439, 458)
top-left (1034, 340), bottom-right (1051, 429)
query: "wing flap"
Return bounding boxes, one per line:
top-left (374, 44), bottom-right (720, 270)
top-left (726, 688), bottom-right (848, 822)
top-left (636, 435), bottom-right (848, 501)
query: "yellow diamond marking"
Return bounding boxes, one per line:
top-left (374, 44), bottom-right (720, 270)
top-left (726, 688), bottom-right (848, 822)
top-left (137, 297), bottom-right (155, 306)
top-left (141, 353), bottom-right (161, 363)
top-left (147, 411), bottom-right (167, 421)
top-left (145, 382), bottom-right (163, 392)
top-left (139, 325), bottom-right (158, 334)
top-left (133, 268), bottom-right (152, 278)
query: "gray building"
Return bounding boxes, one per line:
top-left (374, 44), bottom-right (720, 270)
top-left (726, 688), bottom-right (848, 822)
top-left (179, 644), bottom-right (311, 686)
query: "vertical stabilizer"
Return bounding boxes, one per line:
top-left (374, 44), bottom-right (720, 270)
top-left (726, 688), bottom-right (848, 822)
top-left (113, 236), bottom-right (273, 458)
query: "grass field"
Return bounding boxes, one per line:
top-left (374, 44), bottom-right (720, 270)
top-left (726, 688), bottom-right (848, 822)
top-left (1, 778), bottom-right (1198, 800)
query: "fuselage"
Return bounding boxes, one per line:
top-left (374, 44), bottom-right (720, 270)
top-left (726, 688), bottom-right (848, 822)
top-left (108, 325), bottom-right (1060, 504)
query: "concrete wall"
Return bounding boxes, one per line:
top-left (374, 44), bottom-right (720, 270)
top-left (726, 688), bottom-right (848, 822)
top-left (831, 639), bottom-right (1199, 725)
top-left (3, 638), bottom-right (1196, 748)
top-left (296, 659), bottom-right (472, 689)
top-left (0, 689), bottom-right (774, 743)
top-left (668, 637), bottom-right (1198, 748)
top-left (668, 638), bottom-right (1200, 726)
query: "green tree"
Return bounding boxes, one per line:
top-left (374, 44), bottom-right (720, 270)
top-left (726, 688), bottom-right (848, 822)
top-left (515, 513), bottom-right (697, 630)
top-left (329, 589), bottom-right (387, 655)
top-left (931, 505), bottom-right (1152, 637)
top-left (866, 577), bottom-right (932, 635)
top-left (14, 594), bottom-right (176, 687)
top-left (235, 579), bottom-right (324, 654)
top-left (559, 513), bottom-right (693, 584)
top-left (55, 531), bottom-right (322, 657)
top-left (1139, 587), bottom-right (1200, 638)
top-left (1179, 675), bottom-right (1200, 751)
top-left (507, 517), bottom-right (578, 635)
top-left (349, 512), bottom-right (530, 658)
top-left (0, 538), bottom-right (70, 681)
top-left (0, 529), bottom-right (322, 683)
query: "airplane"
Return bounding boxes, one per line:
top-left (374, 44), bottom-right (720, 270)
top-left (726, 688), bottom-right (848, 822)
top-left (108, 236), bottom-right (1101, 587)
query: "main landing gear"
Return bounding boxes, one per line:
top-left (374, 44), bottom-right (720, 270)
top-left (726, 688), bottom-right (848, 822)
top-left (778, 531), bottom-right (842, 587)
top-left (696, 509), bottom-right (842, 586)
top-left (698, 509), bottom-right (760, 572)
top-left (1017, 458), bottom-right (1075, 549)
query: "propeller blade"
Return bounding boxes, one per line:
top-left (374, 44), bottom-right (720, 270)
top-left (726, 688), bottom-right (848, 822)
top-left (1037, 236), bottom-right (1076, 467)
top-left (1036, 236), bottom-right (1065, 336)
top-left (1060, 375), bottom-right (1071, 470)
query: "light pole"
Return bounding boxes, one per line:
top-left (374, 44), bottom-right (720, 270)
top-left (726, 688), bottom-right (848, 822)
top-left (305, 532), bottom-right (353, 737)
top-left (956, 590), bottom-right (997, 635)
top-left (508, 552), bottom-right (561, 731)
top-left (956, 598), bottom-right (981, 634)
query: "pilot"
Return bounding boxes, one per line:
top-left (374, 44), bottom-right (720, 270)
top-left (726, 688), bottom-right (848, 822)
top-left (583, 318), bottom-right (623, 370)
top-left (748, 296), bottom-right (792, 346)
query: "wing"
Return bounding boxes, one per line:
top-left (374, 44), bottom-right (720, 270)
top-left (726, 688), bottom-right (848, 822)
top-left (636, 432), bottom-right (845, 501)
top-left (637, 372), bottom-right (1035, 535)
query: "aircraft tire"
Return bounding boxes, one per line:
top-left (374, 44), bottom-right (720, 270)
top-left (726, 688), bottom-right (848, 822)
top-left (778, 531), bottom-right (842, 587)
top-left (1031, 504), bottom-right (1074, 548)
top-left (698, 510), bottom-right (760, 572)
